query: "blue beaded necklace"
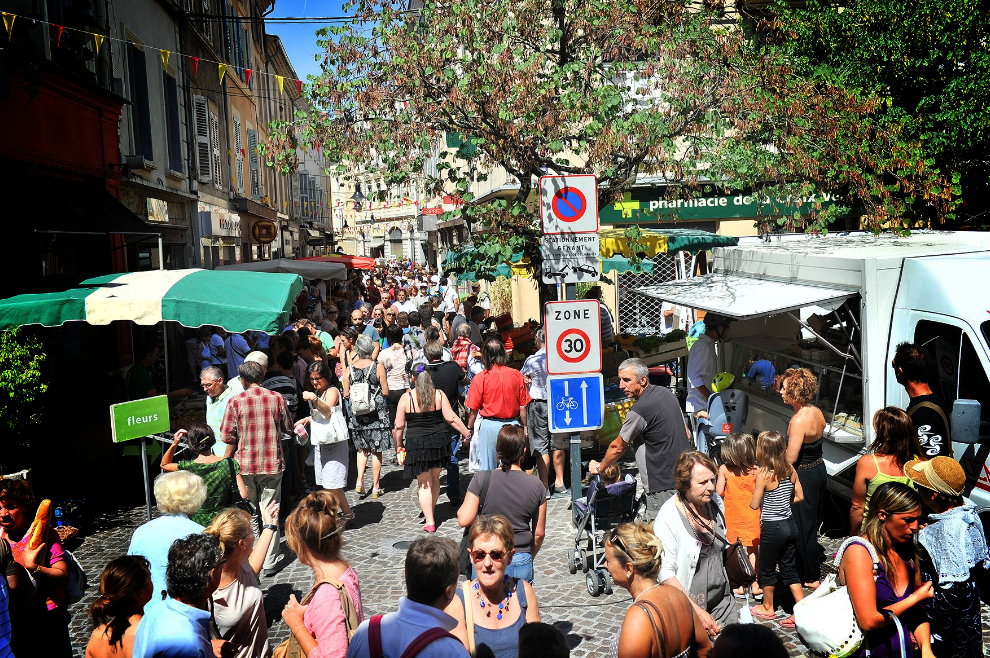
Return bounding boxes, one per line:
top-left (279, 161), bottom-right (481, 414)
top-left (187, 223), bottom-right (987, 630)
top-left (473, 576), bottom-right (513, 620)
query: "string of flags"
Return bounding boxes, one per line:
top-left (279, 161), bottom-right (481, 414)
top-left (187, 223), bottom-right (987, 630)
top-left (1, 11), bottom-right (307, 97)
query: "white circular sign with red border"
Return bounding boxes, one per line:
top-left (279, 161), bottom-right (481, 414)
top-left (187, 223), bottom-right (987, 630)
top-left (544, 300), bottom-right (602, 374)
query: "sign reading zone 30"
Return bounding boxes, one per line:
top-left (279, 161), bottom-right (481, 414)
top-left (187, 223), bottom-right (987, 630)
top-left (544, 300), bottom-right (602, 374)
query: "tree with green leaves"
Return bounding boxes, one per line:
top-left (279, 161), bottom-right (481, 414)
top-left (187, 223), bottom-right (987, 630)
top-left (265, 0), bottom-right (956, 282)
top-left (0, 328), bottom-right (47, 468)
top-left (761, 0), bottom-right (988, 228)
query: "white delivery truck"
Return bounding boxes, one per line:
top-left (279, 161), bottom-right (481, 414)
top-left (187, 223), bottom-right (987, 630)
top-left (634, 231), bottom-right (990, 527)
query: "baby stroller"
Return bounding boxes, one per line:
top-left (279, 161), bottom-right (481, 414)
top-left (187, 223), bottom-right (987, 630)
top-left (568, 476), bottom-right (638, 597)
top-left (697, 388), bottom-right (749, 466)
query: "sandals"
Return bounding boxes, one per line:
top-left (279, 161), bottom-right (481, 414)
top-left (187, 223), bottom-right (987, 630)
top-left (341, 512), bottom-right (356, 526)
top-left (779, 616), bottom-right (796, 629)
top-left (355, 485), bottom-right (366, 495)
top-left (423, 524), bottom-right (437, 533)
top-left (371, 488), bottom-right (382, 499)
top-left (749, 606), bottom-right (777, 620)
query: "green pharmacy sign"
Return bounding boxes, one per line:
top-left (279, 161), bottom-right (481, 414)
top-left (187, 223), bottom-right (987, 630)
top-left (599, 189), bottom-right (838, 224)
top-left (110, 395), bottom-right (170, 443)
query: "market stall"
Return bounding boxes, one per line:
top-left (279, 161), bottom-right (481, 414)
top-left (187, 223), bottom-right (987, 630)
top-left (300, 254), bottom-right (377, 270)
top-left (216, 257), bottom-right (347, 280)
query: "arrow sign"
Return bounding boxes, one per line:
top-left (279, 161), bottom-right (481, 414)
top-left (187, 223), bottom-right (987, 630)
top-left (547, 374), bottom-right (605, 433)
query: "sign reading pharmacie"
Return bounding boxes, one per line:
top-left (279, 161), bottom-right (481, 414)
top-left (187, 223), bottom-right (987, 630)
top-left (599, 188), bottom-right (839, 224)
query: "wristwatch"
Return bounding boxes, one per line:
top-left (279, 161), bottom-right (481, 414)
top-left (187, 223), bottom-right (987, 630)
top-left (263, 524), bottom-right (278, 532)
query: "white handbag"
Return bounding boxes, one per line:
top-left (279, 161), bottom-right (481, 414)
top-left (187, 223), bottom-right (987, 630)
top-left (309, 390), bottom-right (350, 446)
top-left (794, 537), bottom-right (884, 657)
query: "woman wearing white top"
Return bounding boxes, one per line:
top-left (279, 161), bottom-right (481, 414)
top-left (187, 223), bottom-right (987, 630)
top-left (204, 500), bottom-right (280, 658)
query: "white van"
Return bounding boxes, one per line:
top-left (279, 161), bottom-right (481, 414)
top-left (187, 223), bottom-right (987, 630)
top-left (634, 231), bottom-right (990, 529)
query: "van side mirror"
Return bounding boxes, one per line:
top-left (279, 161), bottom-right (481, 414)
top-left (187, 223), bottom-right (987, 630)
top-left (951, 399), bottom-right (988, 444)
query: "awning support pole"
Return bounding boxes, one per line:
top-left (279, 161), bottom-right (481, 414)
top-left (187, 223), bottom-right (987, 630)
top-left (785, 312), bottom-right (861, 369)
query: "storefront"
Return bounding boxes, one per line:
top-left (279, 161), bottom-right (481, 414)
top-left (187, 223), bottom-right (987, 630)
top-left (197, 201), bottom-right (241, 268)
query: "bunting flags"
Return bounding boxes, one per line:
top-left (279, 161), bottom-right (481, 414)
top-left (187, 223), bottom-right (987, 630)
top-left (53, 24), bottom-right (63, 48)
top-left (219, 63), bottom-right (228, 83)
top-left (93, 34), bottom-right (103, 56)
top-left (160, 49), bottom-right (170, 68)
top-left (190, 56), bottom-right (199, 76)
top-left (276, 75), bottom-right (284, 95)
top-left (2, 13), bottom-right (14, 40)
top-left (296, 80), bottom-right (303, 95)
top-left (244, 69), bottom-right (252, 86)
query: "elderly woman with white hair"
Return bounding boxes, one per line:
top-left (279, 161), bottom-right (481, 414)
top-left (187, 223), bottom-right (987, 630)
top-left (342, 334), bottom-right (392, 498)
top-left (127, 470), bottom-right (207, 611)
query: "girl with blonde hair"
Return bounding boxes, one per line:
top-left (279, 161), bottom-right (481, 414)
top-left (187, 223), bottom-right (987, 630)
top-left (203, 499), bottom-right (280, 658)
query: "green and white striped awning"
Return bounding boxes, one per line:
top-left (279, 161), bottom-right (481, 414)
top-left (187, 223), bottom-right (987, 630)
top-left (0, 269), bottom-right (303, 333)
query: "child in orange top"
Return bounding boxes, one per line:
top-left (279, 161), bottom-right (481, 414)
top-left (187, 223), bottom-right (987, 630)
top-left (716, 432), bottom-right (762, 598)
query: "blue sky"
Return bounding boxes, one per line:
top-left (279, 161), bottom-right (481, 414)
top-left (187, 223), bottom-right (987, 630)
top-left (265, 0), bottom-right (343, 83)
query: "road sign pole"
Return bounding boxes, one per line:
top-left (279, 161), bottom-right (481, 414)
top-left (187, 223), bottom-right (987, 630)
top-left (563, 282), bottom-right (582, 503)
top-left (140, 435), bottom-right (153, 521)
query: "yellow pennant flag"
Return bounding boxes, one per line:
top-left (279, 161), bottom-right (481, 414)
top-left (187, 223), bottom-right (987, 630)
top-left (218, 63), bottom-right (228, 83)
top-left (160, 49), bottom-right (170, 68)
top-left (2, 13), bottom-right (14, 39)
top-left (276, 75), bottom-right (284, 95)
top-left (93, 34), bottom-right (104, 56)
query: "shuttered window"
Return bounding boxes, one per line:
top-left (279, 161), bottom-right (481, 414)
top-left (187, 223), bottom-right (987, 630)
top-left (194, 95), bottom-right (211, 182)
top-left (233, 116), bottom-right (244, 194)
top-left (128, 45), bottom-right (153, 160)
top-left (247, 128), bottom-right (260, 198)
top-left (163, 72), bottom-right (183, 173)
top-left (209, 109), bottom-right (223, 190)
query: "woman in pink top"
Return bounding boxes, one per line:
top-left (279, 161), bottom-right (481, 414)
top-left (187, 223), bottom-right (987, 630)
top-left (282, 492), bottom-right (363, 658)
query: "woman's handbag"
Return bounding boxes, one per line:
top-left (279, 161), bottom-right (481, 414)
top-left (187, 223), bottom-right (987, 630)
top-left (272, 579), bottom-right (360, 658)
top-left (793, 537), bottom-right (882, 657)
top-left (309, 390), bottom-right (349, 446)
top-left (707, 503), bottom-right (757, 586)
top-left (225, 459), bottom-right (256, 516)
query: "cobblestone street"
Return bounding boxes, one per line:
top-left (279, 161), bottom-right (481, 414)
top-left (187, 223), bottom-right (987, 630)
top-left (65, 452), bottom-right (990, 656)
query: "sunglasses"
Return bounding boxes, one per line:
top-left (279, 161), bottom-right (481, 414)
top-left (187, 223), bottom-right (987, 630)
top-left (608, 528), bottom-right (628, 555)
top-left (469, 549), bottom-right (510, 563)
top-left (386, 313), bottom-right (395, 317)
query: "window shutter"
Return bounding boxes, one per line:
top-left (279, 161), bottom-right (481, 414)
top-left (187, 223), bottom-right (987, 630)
top-left (194, 95), bottom-right (211, 182)
top-left (233, 116), bottom-right (244, 194)
top-left (209, 109), bottom-right (223, 190)
top-left (299, 171), bottom-right (309, 217)
top-left (247, 128), bottom-right (259, 198)
top-left (224, 2), bottom-right (233, 64)
top-left (163, 73), bottom-right (183, 173)
top-left (128, 45), bottom-right (154, 160)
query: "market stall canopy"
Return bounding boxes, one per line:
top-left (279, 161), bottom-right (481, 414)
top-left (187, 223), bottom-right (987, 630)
top-left (601, 254), bottom-right (655, 274)
top-left (634, 273), bottom-right (857, 321)
top-left (444, 248), bottom-right (531, 281)
top-left (0, 269), bottom-right (303, 333)
top-left (299, 254), bottom-right (377, 270)
top-left (216, 258), bottom-right (346, 280)
top-left (598, 228), bottom-right (739, 257)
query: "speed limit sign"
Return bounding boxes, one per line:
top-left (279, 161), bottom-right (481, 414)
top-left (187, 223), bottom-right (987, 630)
top-left (544, 300), bottom-right (602, 374)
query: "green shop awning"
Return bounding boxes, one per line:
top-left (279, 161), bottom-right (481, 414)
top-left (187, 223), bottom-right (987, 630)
top-left (0, 269), bottom-right (303, 333)
top-left (601, 254), bottom-right (655, 274)
top-left (599, 188), bottom-right (837, 224)
top-left (598, 228), bottom-right (738, 257)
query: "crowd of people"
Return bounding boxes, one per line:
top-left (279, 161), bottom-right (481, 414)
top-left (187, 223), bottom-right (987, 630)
top-left (0, 260), bottom-right (986, 658)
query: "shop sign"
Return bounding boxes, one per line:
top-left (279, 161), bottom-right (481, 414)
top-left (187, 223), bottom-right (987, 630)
top-left (422, 207), bottom-right (444, 215)
top-left (110, 396), bottom-right (170, 443)
top-left (599, 189), bottom-right (838, 224)
top-left (200, 202), bottom-right (240, 237)
top-left (146, 198), bottom-right (169, 223)
top-left (251, 219), bottom-right (277, 244)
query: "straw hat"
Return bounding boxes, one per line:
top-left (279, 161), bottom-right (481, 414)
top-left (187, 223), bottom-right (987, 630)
top-left (903, 456), bottom-right (966, 497)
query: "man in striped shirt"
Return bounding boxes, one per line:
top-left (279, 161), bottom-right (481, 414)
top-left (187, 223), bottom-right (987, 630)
top-left (221, 360), bottom-right (291, 575)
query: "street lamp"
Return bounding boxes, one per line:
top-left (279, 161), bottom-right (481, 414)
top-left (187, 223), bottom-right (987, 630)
top-left (350, 185), bottom-right (367, 212)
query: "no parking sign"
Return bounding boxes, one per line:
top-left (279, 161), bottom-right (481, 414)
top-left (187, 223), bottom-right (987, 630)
top-left (544, 300), bottom-right (602, 374)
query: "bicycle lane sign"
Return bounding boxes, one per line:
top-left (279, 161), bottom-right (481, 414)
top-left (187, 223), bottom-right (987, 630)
top-left (544, 300), bottom-right (602, 374)
top-left (548, 374), bottom-right (605, 432)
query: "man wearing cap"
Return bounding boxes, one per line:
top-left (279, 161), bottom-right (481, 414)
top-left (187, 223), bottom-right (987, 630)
top-left (686, 314), bottom-right (732, 444)
top-left (227, 351), bottom-right (269, 397)
top-left (904, 455), bottom-right (989, 658)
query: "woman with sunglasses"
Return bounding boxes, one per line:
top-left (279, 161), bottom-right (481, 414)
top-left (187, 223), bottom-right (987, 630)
top-left (605, 523), bottom-right (711, 658)
top-left (281, 492), bottom-right (364, 658)
top-left (446, 515), bottom-right (540, 658)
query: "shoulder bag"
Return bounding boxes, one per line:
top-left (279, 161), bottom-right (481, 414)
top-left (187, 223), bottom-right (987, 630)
top-left (349, 365), bottom-right (375, 416)
top-left (793, 537), bottom-right (905, 657)
top-left (458, 470), bottom-right (493, 578)
top-left (225, 459), bottom-right (256, 516)
top-left (461, 580), bottom-right (477, 657)
top-left (696, 500), bottom-right (757, 587)
top-left (273, 579), bottom-right (360, 658)
top-left (367, 613), bottom-right (459, 658)
top-left (309, 389), bottom-right (349, 446)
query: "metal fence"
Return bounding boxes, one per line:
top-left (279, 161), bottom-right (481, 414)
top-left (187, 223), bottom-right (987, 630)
top-left (616, 251), bottom-right (695, 334)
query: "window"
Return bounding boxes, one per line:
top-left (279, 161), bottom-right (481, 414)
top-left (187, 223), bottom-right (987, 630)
top-left (127, 44), bottom-right (153, 160)
top-left (209, 108), bottom-right (223, 190)
top-left (232, 115), bottom-right (244, 194)
top-left (247, 128), bottom-right (260, 198)
top-left (200, 0), bottom-right (213, 44)
top-left (193, 95), bottom-right (212, 182)
top-left (914, 319), bottom-right (990, 421)
top-left (163, 72), bottom-right (183, 173)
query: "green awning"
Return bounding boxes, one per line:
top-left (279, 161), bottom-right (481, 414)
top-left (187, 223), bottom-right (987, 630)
top-left (0, 269), bottom-right (303, 333)
top-left (601, 254), bottom-right (655, 274)
top-left (599, 228), bottom-right (739, 257)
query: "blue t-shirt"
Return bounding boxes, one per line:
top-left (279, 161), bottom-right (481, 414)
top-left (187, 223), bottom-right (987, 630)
top-left (128, 515), bottom-right (204, 612)
top-left (746, 359), bottom-right (776, 389)
top-left (132, 597), bottom-right (213, 658)
top-left (0, 574), bottom-right (12, 658)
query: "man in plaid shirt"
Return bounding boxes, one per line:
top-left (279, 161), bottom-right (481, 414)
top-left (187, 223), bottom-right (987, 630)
top-left (222, 360), bottom-right (291, 575)
top-left (450, 323), bottom-right (476, 372)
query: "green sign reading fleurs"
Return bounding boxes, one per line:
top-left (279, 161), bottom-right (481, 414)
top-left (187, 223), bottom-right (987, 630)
top-left (599, 189), bottom-right (838, 224)
top-left (110, 395), bottom-right (170, 443)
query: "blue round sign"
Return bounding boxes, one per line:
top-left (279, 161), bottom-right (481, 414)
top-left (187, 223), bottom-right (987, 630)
top-left (551, 187), bottom-right (587, 223)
